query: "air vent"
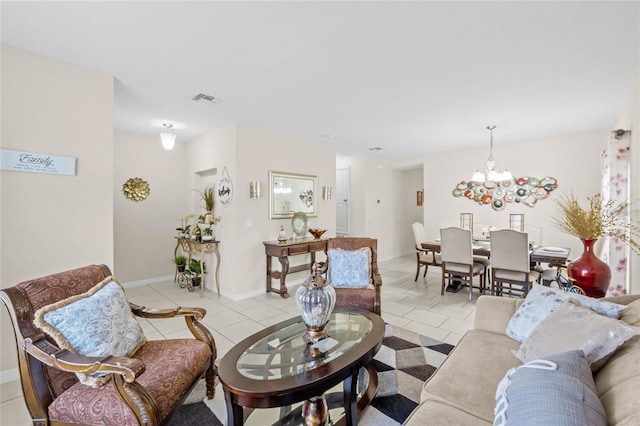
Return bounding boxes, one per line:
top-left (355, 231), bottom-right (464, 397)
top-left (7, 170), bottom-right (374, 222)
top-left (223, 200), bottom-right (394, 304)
top-left (192, 93), bottom-right (222, 104)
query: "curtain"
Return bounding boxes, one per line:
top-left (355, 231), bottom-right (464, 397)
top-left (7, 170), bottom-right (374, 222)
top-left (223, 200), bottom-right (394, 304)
top-left (601, 130), bottom-right (631, 296)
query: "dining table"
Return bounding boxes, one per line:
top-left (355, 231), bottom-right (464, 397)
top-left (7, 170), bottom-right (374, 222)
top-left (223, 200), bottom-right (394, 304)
top-left (420, 240), bottom-right (571, 265)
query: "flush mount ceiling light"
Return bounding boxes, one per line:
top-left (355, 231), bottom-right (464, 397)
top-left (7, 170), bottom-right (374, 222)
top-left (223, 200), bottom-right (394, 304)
top-left (471, 126), bottom-right (513, 183)
top-left (159, 123), bottom-right (176, 150)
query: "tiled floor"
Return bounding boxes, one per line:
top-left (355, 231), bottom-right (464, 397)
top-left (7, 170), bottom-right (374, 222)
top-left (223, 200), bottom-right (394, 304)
top-left (0, 254), bottom-right (478, 425)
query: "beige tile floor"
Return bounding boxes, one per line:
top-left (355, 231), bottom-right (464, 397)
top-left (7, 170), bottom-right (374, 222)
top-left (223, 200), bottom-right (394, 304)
top-left (0, 254), bottom-right (477, 425)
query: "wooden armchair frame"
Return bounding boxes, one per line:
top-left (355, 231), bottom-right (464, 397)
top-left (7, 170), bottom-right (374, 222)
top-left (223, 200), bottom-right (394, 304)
top-left (0, 264), bottom-right (217, 426)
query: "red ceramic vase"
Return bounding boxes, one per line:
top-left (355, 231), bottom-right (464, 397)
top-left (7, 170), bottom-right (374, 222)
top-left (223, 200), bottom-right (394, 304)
top-left (567, 239), bottom-right (611, 298)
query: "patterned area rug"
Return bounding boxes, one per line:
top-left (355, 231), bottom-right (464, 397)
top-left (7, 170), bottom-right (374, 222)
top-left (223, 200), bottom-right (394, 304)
top-left (168, 324), bottom-right (454, 426)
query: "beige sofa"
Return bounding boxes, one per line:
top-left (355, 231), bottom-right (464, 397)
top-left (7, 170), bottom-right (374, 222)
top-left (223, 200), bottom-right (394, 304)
top-left (404, 294), bottom-right (640, 425)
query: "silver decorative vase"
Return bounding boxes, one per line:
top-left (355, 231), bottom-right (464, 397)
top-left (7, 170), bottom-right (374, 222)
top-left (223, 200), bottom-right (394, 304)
top-left (295, 263), bottom-right (336, 343)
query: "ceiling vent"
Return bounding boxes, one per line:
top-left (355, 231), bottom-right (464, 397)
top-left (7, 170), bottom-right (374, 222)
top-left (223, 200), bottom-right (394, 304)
top-left (192, 93), bottom-right (222, 104)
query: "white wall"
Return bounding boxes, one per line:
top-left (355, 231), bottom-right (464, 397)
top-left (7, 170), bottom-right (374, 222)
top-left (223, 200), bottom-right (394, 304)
top-left (184, 122), bottom-right (337, 300)
top-left (113, 131), bottom-right (188, 282)
top-left (421, 130), bottom-right (607, 259)
top-left (1, 46), bottom-right (114, 374)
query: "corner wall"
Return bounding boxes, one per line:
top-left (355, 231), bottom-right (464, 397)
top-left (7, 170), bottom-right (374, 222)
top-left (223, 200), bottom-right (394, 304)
top-left (1, 46), bottom-right (114, 375)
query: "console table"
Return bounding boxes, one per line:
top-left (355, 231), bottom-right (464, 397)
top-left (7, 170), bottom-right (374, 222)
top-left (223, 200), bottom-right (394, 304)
top-left (263, 238), bottom-right (328, 298)
top-left (174, 237), bottom-right (221, 297)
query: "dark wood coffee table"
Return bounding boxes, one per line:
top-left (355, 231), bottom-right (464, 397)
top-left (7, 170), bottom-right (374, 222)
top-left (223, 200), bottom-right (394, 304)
top-left (218, 310), bottom-right (385, 426)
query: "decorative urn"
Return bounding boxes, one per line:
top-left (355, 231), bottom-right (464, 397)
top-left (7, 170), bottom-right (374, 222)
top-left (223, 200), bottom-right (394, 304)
top-left (295, 263), bottom-right (336, 343)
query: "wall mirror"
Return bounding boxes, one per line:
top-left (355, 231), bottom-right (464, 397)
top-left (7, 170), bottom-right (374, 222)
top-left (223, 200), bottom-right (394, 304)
top-left (269, 171), bottom-right (318, 219)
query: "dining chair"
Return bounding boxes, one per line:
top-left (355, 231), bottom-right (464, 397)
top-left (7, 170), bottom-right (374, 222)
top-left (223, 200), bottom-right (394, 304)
top-left (412, 222), bottom-right (441, 281)
top-left (489, 229), bottom-right (541, 297)
top-left (439, 227), bottom-right (487, 302)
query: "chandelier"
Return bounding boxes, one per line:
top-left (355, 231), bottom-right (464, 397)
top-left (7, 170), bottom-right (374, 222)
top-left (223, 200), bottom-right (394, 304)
top-left (452, 125), bottom-right (559, 210)
top-left (471, 125), bottom-right (513, 183)
top-left (159, 123), bottom-right (176, 150)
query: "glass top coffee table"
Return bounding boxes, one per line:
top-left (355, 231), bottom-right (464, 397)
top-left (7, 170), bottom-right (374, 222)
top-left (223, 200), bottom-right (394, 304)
top-left (218, 310), bottom-right (385, 426)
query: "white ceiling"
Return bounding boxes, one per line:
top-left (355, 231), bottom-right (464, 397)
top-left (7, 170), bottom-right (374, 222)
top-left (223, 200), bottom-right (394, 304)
top-left (2, 1), bottom-right (638, 159)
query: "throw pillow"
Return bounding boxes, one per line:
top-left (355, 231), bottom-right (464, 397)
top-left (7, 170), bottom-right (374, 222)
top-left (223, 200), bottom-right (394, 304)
top-left (328, 247), bottom-right (372, 288)
top-left (494, 350), bottom-right (606, 426)
top-left (506, 285), bottom-right (625, 343)
top-left (513, 300), bottom-right (639, 369)
top-left (34, 277), bottom-right (146, 387)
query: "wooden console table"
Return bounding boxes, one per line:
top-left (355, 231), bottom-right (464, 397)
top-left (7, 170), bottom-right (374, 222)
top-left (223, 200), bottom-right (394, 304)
top-left (174, 237), bottom-right (221, 297)
top-left (263, 238), bottom-right (328, 298)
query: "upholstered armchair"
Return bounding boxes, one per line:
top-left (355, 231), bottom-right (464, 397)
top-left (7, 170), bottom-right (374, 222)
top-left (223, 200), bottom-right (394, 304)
top-left (0, 264), bottom-right (216, 426)
top-left (323, 237), bottom-right (382, 315)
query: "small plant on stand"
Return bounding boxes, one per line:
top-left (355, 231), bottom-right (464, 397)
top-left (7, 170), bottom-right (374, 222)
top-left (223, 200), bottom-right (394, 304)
top-left (202, 226), bottom-right (214, 241)
top-left (173, 255), bottom-right (188, 272)
top-left (185, 259), bottom-right (206, 291)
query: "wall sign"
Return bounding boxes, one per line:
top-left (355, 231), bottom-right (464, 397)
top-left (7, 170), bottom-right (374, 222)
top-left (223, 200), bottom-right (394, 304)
top-left (218, 166), bottom-right (233, 207)
top-left (0, 149), bottom-right (76, 176)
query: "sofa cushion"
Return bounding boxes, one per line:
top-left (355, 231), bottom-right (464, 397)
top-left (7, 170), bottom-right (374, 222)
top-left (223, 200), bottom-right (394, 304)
top-left (494, 350), bottom-right (605, 426)
top-left (506, 285), bottom-right (625, 343)
top-left (48, 339), bottom-right (211, 424)
top-left (34, 277), bottom-right (146, 386)
top-left (513, 301), bottom-right (639, 369)
top-left (422, 329), bottom-right (521, 423)
top-left (594, 299), bottom-right (640, 425)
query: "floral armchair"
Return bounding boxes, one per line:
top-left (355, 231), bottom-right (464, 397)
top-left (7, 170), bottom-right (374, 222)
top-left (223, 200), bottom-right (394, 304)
top-left (0, 264), bottom-right (216, 425)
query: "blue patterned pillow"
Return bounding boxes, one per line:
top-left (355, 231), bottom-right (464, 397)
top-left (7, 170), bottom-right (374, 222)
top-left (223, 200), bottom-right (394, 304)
top-left (34, 277), bottom-right (146, 387)
top-left (329, 247), bottom-right (372, 288)
top-left (494, 350), bottom-right (606, 426)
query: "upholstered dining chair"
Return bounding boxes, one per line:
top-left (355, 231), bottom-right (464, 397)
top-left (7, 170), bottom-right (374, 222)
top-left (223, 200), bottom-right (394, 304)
top-left (324, 237), bottom-right (382, 315)
top-left (440, 227), bottom-right (487, 302)
top-left (412, 222), bottom-right (441, 281)
top-left (490, 229), bottom-right (541, 297)
top-left (0, 264), bottom-right (217, 426)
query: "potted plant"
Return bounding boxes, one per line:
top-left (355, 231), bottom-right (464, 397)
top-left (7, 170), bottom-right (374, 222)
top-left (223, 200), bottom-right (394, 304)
top-left (202, 226), bottom-right (213, 241)
top-left (186, 259), bottom-right (206, 287)
top-left (173, 255), bottom-right (188, 273)
top-left (551, 192), bottom-right (639, 297)
top-left (195, 186), bottom-right (215, 222)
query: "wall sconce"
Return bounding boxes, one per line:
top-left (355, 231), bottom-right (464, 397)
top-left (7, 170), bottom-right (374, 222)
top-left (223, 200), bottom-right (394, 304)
top-left (249, 181), bottom-right (261, 199)
top-left (159, 123), bottom-right (176, 150)
top-left (417, 190), bottom-right (424, 206)
top-left (322, 186), bottom-right (332, 200)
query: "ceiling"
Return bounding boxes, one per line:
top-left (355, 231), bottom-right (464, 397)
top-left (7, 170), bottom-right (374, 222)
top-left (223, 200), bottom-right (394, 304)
top-left (2, 1), bottom-right (639, 160)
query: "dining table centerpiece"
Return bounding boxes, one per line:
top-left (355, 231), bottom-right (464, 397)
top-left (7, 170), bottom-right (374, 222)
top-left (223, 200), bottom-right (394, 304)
top-left (551, 192), bottom-right (639, 297)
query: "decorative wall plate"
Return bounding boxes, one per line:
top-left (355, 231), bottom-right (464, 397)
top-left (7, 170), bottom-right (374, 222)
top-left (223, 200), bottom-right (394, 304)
top-left (292, 211), bottom-right (309, 237)
top-left (122, 177), bottom-right (150, 201)
top-left (218, 166), bottom-right (233, 207)
top-left (452, 176), bottom-right (558, 210)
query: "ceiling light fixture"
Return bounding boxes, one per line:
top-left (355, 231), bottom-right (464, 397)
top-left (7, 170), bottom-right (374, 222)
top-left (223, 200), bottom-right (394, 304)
top-left (471, 125), bottom-right (512, 183)
top-left (159, 123), bottom-right (176, 150)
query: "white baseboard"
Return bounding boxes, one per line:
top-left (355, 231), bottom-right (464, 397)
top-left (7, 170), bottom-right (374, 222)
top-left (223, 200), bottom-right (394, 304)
top-left (0, 368), bottom-right (19, 384)
top-left (121, 275), bottom-right (173, 288)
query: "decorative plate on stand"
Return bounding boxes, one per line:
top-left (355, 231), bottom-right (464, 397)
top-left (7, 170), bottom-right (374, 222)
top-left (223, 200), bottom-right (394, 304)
top-left (292, 212), bottom-right (309, 237)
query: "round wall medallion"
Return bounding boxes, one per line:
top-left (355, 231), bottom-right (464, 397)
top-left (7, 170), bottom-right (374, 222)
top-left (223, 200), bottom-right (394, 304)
top-left (123, 177), bottom-right (150, 201)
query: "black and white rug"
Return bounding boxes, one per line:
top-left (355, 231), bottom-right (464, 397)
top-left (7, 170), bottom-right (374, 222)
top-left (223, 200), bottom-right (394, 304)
top-left (169, 324), bottom-right (454, 426)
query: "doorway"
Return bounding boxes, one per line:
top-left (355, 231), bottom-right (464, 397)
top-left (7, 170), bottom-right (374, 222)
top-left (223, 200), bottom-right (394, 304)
top-left (336, 167), bottom-right (349, 235)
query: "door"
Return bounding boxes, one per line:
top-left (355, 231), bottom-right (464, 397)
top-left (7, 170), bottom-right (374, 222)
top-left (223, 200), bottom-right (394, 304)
top-left (336, 167), bottom-right (349, 235)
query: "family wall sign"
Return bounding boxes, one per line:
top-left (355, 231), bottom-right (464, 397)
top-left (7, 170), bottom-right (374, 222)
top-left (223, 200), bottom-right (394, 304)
top-left (0, 149), bottom-right (76, 176)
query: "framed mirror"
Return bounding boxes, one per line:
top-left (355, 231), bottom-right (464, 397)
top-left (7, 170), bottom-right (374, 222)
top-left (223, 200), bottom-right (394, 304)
top-left (269, 171), bottom-right (318, 219)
